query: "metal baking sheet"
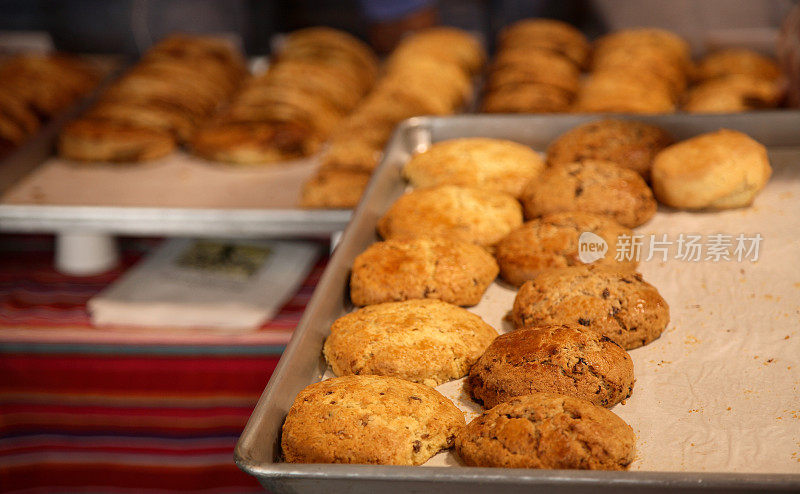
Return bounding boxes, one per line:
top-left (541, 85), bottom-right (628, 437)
top-left (0, 57), bottom-right (351, 238)
top-left (235, 113), bottom-right (800, 493)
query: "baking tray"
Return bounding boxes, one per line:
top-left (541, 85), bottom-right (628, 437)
top-left (235, 113), bottom-right (800, 493)
top-left (0, 57), bottom-right (351, 238)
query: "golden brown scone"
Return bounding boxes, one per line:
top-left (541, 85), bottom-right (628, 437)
top-left (191, 120), bottom-right (319, 164)
top-left (494, 212), bottom-right (637, 287)
top-left (651, 129), bottom-right (771, 209)
top-left (499, 18), bottom-right (591, 68)
top-left (378, 58), bottom-right (471, 111)
top-left (467, 324), bottom-right (634, 409)
top-left (350, 237), bottom-right (498, 307)
top-left (592, 44), bottom-right (688, 97)
top-left (520, 160), bottom-right (657, 228)
top-left (683, 75), bottom-right (781, 113)
top-left (377, 185), bottom-right (523, 248)
top-left (58, 119), bottom-right (175, 162)
top-left (300, 170), bottom-right (371, 209)
top-left (281, 375), bottom-right (465, 465)
top-left (694, 48), bottom-right (782, 82)
top-left (490, 49), bottom-right (581, 95)
top-left (573, 71), bottom-right (675, 114)
top-left (402, 138), bottom-right (544, 198)
top-left (456, 393), bottom-right (636, 470)
top-left (324, 299), bottom-right (498, 386)
top-left (482, 83), bottom-right (572, 113)
top-left (389, 27), bottom-right (486, 75)
top-left (512, 265), bottom-right (669, 350)
top-left (546, 119), bottom-right (673, 180)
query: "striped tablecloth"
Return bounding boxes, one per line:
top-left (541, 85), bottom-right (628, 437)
top-left (0, 235), bottom-right (327, 493)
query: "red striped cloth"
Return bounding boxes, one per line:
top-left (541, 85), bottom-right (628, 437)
top-left (0, 235), bottom-right (328, 492)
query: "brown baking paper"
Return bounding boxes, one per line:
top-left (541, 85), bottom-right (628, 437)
top-left (325, 148), bottom-right (800, 473)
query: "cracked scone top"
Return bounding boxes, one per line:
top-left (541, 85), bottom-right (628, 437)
top-left (520, 159), bottom-right (657, 228)
top-left (467, 324), bottom-right (634, 409)
top-left (494, 212), bottom-right (637, 287)
top-left (376, 185), bottom-right (523, 248)
top-left (281, 375), bottom-right (465, 465)
top-left (324, 299), bottom-right (498, 386)
top-left (511, 265), bottom-right (669, 350)
top-left (456, 393), bottom-right (635, 470)
top-left (350, 237), bottom-right (498, 307)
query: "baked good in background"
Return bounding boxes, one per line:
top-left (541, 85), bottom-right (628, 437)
top-left (572, 70), bottom-right (677, 114)
top-left (455, 393), bottom-right (635, 470)
top-left (494, 212), bottom-right (637, 287)
top-left (467, 324), bottom-right (634, 409)
top-left (483, 19), bottom-right (587, 113)
top-left (693, 48), bottom-right (783, 82)
top-left (59, 34), bottom-right (245, 162)
top-left (301, 27), bottom-right (483, 207)
top-left (0, 55), bottom-right (99, 156)
top-left (512, 265), bottom-right (670, 350)
top-left (299, 169), bottom-right (371, 209)
top-left (377, 185), bottom-right (523, 248)
top-left (402, 137), bottom-right (545, 198)
top-left (651, 129), bottom-right (772, 209)
top-left (546, 119), bottom-right (673, 180)
top-left (683, 74), bottom-right (782, 113)
top-left (281, 375), bottom-right (465, 465)
top-left (323, 299), bottom-right (498, 386)
top-left (520, 159), bottom-right (658, 228)
top-left (193, 27), bottom-right (377, 164)
top-left (349, 237), bottom-right (498, 307)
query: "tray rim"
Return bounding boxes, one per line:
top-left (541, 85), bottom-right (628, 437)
top-left (235, 114), bottom-right (800, 491)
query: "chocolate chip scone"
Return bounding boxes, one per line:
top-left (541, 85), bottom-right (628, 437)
top-left (324, 299), bottom-right (498, 386)
top-left (494, 212), bottom-right (637, 287)
top-left (377, 185), bottom-right (523, 248)
top-left (467, 324), bottom-right (634, 409)
top-left (281, 375), bottom-right (465, 465)
top-left (520, 160), bottom-right (657, 228)
top-left (546, 119), bottom-right (673, 180)
top-left (402, 138), bottom-right (545, 199)
top-left (350, 237), bottom-right (498, 307)
top-left (511, 265), bottom-right (669, 349)
top-left (456, 393), bottom-right (636, 470)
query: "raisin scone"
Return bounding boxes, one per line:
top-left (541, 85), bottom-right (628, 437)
top-left (511, 265), bottom-right (669, 349)
top-left (282, 375), bottom-right (465, 465)
top-left (467, 324), bottom-right (634, 409)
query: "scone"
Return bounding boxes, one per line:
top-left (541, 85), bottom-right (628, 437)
top-left (592, 44), bottom-right (688, 97)
top-left (511, 266), bottom-right (669, 349)
top-left (490, 48), bottom-right (581, 95)
top-left (300, 170), bottom-right (371, 209)
top-left (324, 299), bottom-right (498, 386)
top-left (350, 237), bottom-right (498, 307)
top-left (651, 129), bottom-right (771, 209)
top-left (694, 48), bottom-right (782, 82)
top-left (281, 375), bottom-right (465, 465)
top-left (389, 27), bottom-right (486, 75)
top-left (546, 119), bottom-right (673, 179)
top-left (495, 212), bottom-right (637, 287)
top-left (467, 324), bottom-right (634, 409)
top-left (377, 185), bottom-right (523, 248)
top-left (402, 138), bottom-right (545, 198)
top-left (456, 393), bottom-right (636, 470)
top-left (683, 75), bottom-right (781, 113)
top-left (593, 28), bottom-right (692, 72)
top-left (573, 71), bottom-right (675, 114)
top-left (520, 160), bottom-right (657, 228)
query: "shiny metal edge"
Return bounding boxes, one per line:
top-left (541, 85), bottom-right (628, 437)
top-left (235, 114), bottom-right (800, 493)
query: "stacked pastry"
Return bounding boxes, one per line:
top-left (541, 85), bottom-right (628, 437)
top-left (59, 35), bottom-right (245, 162)
top-left (482, 19), bottom-right (590, 113)
top-left (192, 27), bottom-right (378, 165)
top-left (0, 55), bottom-right (99, 156)
top-left (684, 48), bottom-right (783, 113)
top-left (300, 27), bottom-right (484, 209)
top-left (574, 28), bottom-right (692, 113)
